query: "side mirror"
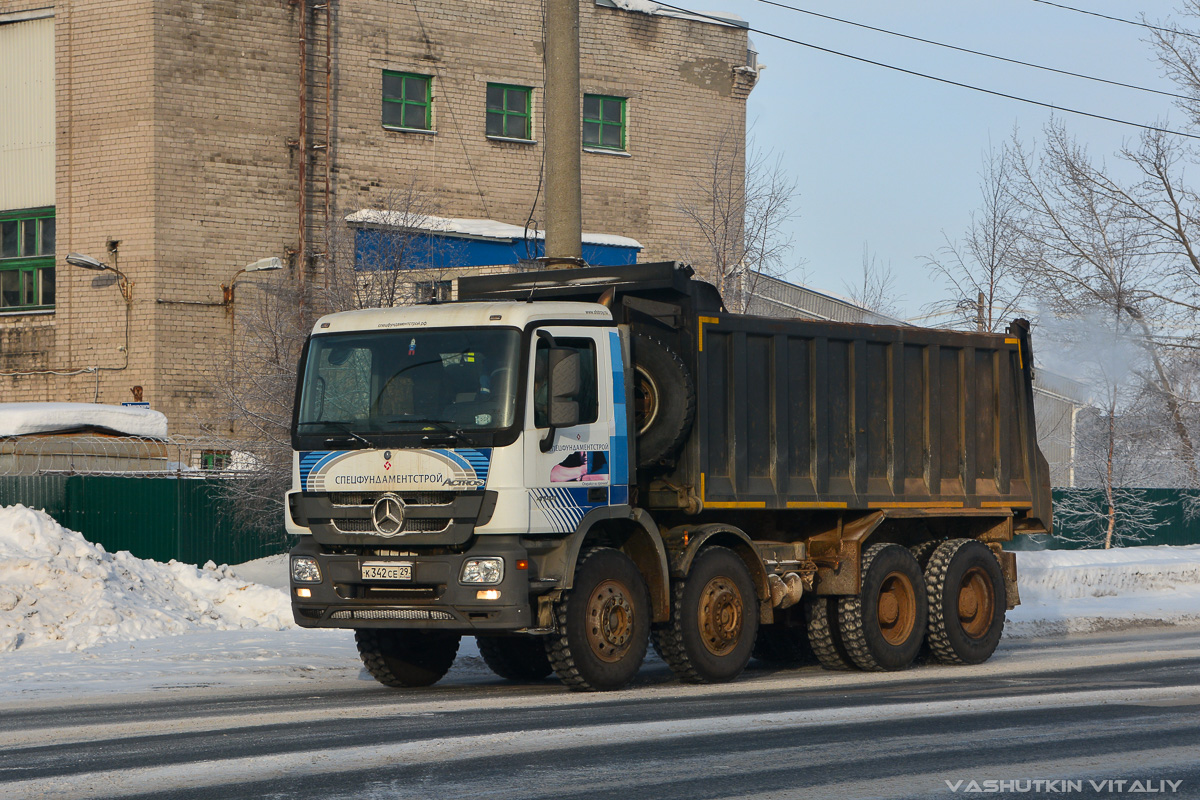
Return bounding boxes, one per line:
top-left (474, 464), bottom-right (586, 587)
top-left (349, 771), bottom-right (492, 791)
top-left (540, 347), bottom-right (581, 451)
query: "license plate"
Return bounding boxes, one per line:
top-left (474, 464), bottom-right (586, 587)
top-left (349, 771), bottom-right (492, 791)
top-left (361, 562), bottom-right (412, 581)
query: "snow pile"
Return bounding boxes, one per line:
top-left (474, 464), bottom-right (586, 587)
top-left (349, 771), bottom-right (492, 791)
top-left (609, 0), bottom-right (661, 14)
top-left (1008, 545), bottom-right (1200, 637)
top-left (344, 210), bottom-right (643, 249)
top-left (0, 505), bottom-right (292, 653)
top-left (0, 402), bottom-right (168, 439)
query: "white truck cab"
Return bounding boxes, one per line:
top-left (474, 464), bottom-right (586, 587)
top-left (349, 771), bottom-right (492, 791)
top-left (287, 300), bottom-right (638, 639)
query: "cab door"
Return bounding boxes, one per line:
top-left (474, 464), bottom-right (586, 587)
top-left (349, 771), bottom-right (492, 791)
top-left (524, 327), bottom-right (615, 534)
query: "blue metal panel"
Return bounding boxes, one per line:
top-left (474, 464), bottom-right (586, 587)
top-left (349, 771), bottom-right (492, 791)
top-left (354, 229), bottom-right (639, 270)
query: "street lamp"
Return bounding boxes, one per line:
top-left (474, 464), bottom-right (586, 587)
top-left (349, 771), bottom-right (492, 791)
top-left (222, 257), bottom-right (284, 305)
top-left (66, 252), bottom-right (134, 302)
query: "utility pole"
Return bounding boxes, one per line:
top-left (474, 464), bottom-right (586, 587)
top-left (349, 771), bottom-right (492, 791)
top-left (543, 0), bottom-right (584, 269)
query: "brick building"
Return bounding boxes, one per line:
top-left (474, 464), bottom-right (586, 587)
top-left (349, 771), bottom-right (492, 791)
top-left (0, 0), bottom-right (758, 434)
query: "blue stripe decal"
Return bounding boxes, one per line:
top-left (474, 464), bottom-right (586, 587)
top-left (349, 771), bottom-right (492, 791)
top-left (608, 331), bottom-right (630, 493)
top-left (299, 448), bottom-right (491, 492)
top-left (299, 451), bottom-right (339, 491)
top-left (532, 487), bottom-right (608, 533)
top-left (453, 448), bottom-right (492, 482)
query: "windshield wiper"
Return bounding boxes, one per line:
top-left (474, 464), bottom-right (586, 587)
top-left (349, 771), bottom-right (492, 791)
top-left (298, 420), bottom-right (378, 448)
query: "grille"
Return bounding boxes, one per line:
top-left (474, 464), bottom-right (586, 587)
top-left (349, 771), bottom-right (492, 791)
top-left (329, 491), bottom-right (455, 507)
top-left (331, 517), bottom-right (451, 535)
top-left (330, 609), bottom-right (456, 621)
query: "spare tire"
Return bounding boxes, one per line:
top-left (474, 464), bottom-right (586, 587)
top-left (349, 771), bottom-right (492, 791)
top-left (631, 333), bottom-right (695, 468)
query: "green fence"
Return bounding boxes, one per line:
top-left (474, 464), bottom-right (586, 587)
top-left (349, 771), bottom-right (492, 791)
top-left (0, 475), bottom-right (289, 565)
top-left (1008, 488), bottom-right (1200, 550)
top-left (5, 477), bottom-right (1199, 561)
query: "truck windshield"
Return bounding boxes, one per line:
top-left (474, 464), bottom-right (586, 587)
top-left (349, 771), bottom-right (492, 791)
top-left (296, 328), bottom-right (521, 436)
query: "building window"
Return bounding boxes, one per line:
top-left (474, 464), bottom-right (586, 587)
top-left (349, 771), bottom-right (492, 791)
top-left (414, 280), bottom-right (452, 303)
top-left (0, 208), bottom-right (55, 311)
top-left (199, 450), bottom-right (232, 471)
top-left (486, 84), bottom-right (532, 140)
top-left (583, 95), bottom-right (626, 151)
top-left (382, 71), bottom-right (432, 131)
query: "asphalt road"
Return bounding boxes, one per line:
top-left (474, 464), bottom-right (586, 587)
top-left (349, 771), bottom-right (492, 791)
top-left (4, 628), bottom-right (1200, 800)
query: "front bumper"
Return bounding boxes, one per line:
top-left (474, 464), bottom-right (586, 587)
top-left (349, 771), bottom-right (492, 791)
top-left (289, 536), bottom-right (535, 631)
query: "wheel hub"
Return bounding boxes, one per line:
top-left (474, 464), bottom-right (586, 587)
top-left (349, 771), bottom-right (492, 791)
top-left (586, 579), bottom-right (635, 662)
top-left (633, 366), bottom-right (660, 435)
top-left (957, 567), bottom-right (995, 639)
top-left (699, 577), bottom-right (743, 656)
top-left (876, 572), bottom-right (916, 646)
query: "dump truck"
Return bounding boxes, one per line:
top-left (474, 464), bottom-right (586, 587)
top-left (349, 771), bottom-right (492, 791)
top-left (287, 262), bottom-right (1051, 691)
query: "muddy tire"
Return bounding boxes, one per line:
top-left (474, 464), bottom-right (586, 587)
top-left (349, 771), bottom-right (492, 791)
top-left (631, 334), bottom-right (695, 469)
top-left (753, 611), bottom-right (817, 666)
top-left (805, 595), bottom-right (855, 671)
top-left (653, 547), bottom-right (759, 684)
top-left (355, 629), bottom-right (461, 688)
top-left (477, 635), bottom-right (553, 681)
top-left (907, 540), bottom-right (943, 664)
top-left (838, 543), bottom-right (927, 671)
top-left (546, 547), bottom-right (650, 691)
top-left (926, 539), bottom-right (1006, 665)
top-left (909, 539), bottom-right (942, 571)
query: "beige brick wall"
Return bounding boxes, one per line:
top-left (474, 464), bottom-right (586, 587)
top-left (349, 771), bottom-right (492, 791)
top-left (0, 0), bottom-right (753, 434)
top-left (330, 0), bottom-right (753, 263)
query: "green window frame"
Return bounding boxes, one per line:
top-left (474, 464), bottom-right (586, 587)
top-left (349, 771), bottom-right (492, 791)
top-left (583, 94), bottom-right (626, 151)
top-left (486, 84), bottom-right (532, 140)
top-left (382, 71), bottom-right (432, 131)
top-left (0, 207), bottom-right (55, 311)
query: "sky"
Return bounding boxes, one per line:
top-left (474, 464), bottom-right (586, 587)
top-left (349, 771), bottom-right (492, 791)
top-left (690, 0), bottom-right (1184, 319)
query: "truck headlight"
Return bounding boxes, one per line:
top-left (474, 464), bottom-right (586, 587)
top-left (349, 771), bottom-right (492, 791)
top-left (460, 558), bottom-right (504, 585)
top-left (291, 556), bottom-right (322, 583)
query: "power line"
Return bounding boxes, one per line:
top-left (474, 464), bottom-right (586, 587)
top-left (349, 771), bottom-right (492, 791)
top-left (1029, 0), bottom-right (1200, 42)
top-left (751, 0), bottom-right (1188, 101)
top-left (652, 0), bottom-right (1200, 141)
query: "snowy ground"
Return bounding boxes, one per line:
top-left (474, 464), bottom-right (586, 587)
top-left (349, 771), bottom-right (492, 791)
top-left (2, 503), bottom-right (1199, 704)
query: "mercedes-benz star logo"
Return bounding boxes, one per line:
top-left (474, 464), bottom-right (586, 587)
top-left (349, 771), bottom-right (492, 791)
top-left (371, 494), bottom-right (406, 536)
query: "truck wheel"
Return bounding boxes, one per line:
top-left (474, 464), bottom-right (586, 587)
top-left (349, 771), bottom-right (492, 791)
top-left (805, 595), bottom-right (855, 671)
top-left (753, 609), bottom-right (816, 666)
top-left (907, 540), bottom-right (943, 664)
top-left (925, 539), bottom-right (1006, 665)
top-left (355, 629), bottom-right (461, 688)
top-left (653, 547), bottom-right (759, 684)
top-left (838, 543), bottom-right (927, 671)
top-left (909, 539), bottom-right (942, 571)
top-left (632, 334), bottom-right (695, 469)
top-left (477, 635), bottom-right (553, 681)
top-left (546, 547), bottom-right (650, 691)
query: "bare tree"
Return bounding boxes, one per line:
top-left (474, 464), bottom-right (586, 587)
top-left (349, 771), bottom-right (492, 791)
top-left (676, 127), bottom-right (800, 312)
top-left (923, 146), bottom-right (1035, 331)
top-left (211, 185), bottom-right (452, 533)
top-left (844, 242), bottom-right (902, 319)
top-left (322, 184), bottom-right (463, 311)
top-left (1007, 120), bottom-right (1200, 488)
top-left (1047, 317), bottom-right (1176, 547)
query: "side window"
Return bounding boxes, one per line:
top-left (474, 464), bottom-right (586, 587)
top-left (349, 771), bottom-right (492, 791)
top-left (382, 71), bottom-right (432, 131)
top-left (0, 208), bottom-right (56, 311)
top-left (582, 94), bottom-right (626, 151)
top-left (534, 337), bottom-right (598, 428)
top-left (486, 83), bottom-right (532, 140)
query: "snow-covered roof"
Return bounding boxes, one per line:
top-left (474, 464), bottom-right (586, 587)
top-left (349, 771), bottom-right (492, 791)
top-left (0, 403), bottom-right (169, 439)
top-left (595, 0), bottom-right (748, 28)
top-left (344, 210), bottom-right (642, 250)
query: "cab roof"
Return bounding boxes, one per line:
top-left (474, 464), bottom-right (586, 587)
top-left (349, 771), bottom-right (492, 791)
top-left (311, 301), bottom-right (613, 334)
